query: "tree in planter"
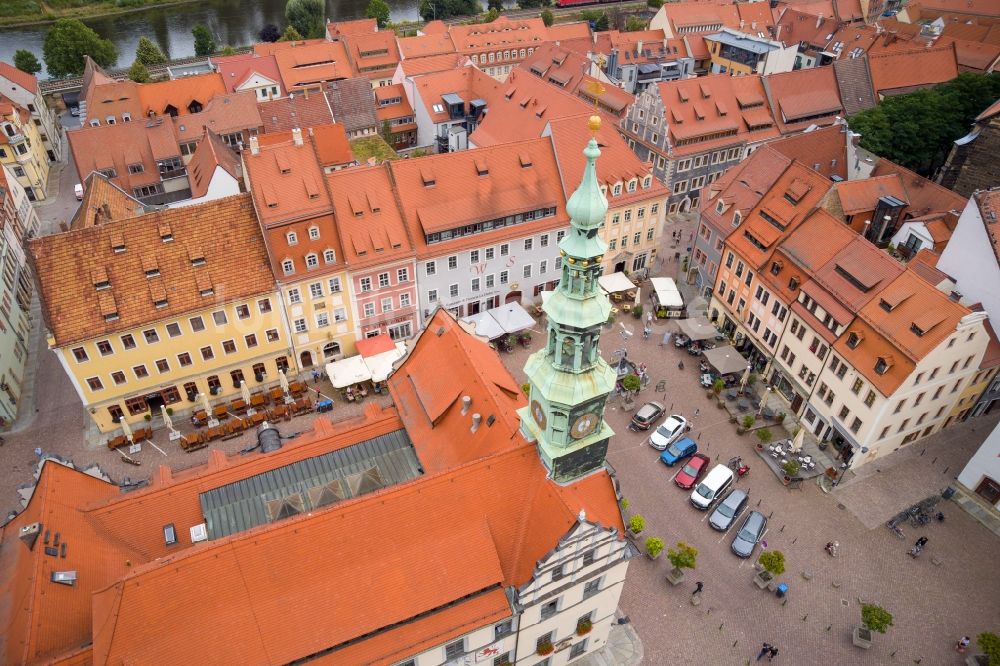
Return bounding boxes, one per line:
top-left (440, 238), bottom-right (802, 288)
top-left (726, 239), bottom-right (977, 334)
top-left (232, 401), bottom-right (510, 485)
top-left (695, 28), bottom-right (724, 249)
top-left (619, 497), bottom-right (629, 511)
top-left (782, 459), bottom-right (801, 479)
top-left (976, 632), bottom-right (1000, 665)
top-left (758, 550), bottom-right (785, 577)
top-left (666, 541), bottom-right (697, 584)
top-left (756, 427), bottom-right (773, 447)
top-left (712, 378), bottom-right (725, 396)
top-left (621, 373), bottom-right (641, 400)
top-left (627, 514), bottom-right (645, 535)
top-left (633, 303), bottom-right (644, 319)
top-left (645, 536), bottom-right (664, 559)
top-left (858, 604), bottom-right (893, 644)
top-left (742, 414), bottom-right (756, 428)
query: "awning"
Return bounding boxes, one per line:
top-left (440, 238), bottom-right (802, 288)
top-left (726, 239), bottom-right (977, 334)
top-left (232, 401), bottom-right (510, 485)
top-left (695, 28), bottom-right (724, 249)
top-left (326, 339), bottom-right (408, 387)
top-left (677, 317), bottom-right (718, 341)
top-left (702, 345), bottom-right (748, 375)
top-left (598, 272), bottom-right (637, 294)
top-left (325, 355), bottom-right (371, 389)
top-left (491, 302), bottom-right (535, 335)
top-left (651, 277), bottom-right (684, 308)
top-left (460, 310), bottom-right (506, 340)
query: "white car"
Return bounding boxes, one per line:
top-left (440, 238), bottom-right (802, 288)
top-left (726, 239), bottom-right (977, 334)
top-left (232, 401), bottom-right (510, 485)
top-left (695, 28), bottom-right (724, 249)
top-left (74, 183), bottom-right (84, 200)
top-left (648, 414), bottom-right (689, 450)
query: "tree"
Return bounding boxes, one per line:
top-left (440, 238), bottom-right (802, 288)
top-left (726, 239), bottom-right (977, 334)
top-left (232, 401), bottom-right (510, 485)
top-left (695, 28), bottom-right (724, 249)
top-left (192, 24), bottom-right (216, 57)
top-left (259, 23), bottom-right (281, 43)
top-left (279, 25), bottom-right (305, 42)
top-left (135, 37), bottom-right (167, 67)
top-left (758, 550), bottom-right (785, 576)
top-left (541, 9), bottom-right (554, 26)
top-left (625, 16), bottom-right (646, 31)
top-left (13, 50), bottom-right (41, 76)
top-left (595, 12), bottom-right (610, 31)
top-left (667, 541), bottom-right (698, 572)
top-left (419, 0), bottom-right (482, 22)
top-left (860, 604), bottom-right (894, 634)
top-left (380, 119), bottom-right (393, 144)
top-left (755, 427), bottom-right (773, 446)
top-left (220, 45), bottom-right (237, 56)
top-left (519, 0), bottom-right (544, 7)
top-left (644, 536), bottom-right (664, 558)
top-left (484, 7), bottom-right (500, 22)
top-left (366, 0), bottom-right (391, 28)
top-left (976, 632), bottom-right (1000, 666)
top-left (42, 19), bottom-right (117, 78)
top-left (127, 60), bottom-right (150, 83)
top-left (286, 0), bottom-right (325, 39)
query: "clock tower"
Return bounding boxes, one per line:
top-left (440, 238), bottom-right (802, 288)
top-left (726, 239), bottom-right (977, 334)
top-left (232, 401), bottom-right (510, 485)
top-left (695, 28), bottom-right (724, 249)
top-left (517, 116), bottom-right (617, 483)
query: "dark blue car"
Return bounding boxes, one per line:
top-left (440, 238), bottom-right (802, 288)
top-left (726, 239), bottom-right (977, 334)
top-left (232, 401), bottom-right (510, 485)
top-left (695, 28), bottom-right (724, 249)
top-left (659, 437), bottom-right (697, 466)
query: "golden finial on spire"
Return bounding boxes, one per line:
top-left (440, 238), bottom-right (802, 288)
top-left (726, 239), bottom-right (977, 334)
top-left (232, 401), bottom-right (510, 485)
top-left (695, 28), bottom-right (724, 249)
top-left (583, 72), bottom-right (607, 137)
top-left (588, 115), bottom-right (602, 133)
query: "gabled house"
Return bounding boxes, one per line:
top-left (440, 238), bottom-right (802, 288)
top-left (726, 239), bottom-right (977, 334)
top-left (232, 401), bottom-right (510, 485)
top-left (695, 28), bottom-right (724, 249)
top-left (0, 61), bottom-right (62, 162)
top-left (408, 66), bottom-right (499, 152)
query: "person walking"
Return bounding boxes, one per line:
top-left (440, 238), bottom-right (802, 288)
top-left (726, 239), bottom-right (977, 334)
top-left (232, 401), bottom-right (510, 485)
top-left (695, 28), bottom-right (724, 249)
top-left (768, 646), bottom-right (779, 661)
top-left (693, 581), bottom-right (703, 596)
top-left (957, 636), bottom-right (971, 652)
top-left (915, 536), bottom-right (928, 548)
top-left (756, 643), bottom-right (772, 661)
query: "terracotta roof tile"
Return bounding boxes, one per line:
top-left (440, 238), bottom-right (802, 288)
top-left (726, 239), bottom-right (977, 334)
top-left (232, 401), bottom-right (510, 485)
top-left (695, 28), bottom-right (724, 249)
top-left (70, 172), bottom-right (145, 230)
top-left (212, 53), bottom-right (285, 96)
top-left (808, 236), bottom-right (904, 317)
top-left (29, 194), bottom-right (274, 347)
top-left (775, 8), bottom-right (838, 48)
top-left (699, 145), bottom-right (792, 239)
top-left (763, 66), bottom-right (845, 134)
top-left (245, 135), bottom-right (332, 225)
top-left (83, 79), bottom-right (141, 123)
top-left (397, 53), bottom-right (474, 77)
top-left (834, 174), bottom-right (908, 214)
top-left (388, 138), bottom-right (569, 258)
top-left (344, 30), bottom-right (401, 81)
top-left (870, 158), bottom-right (967, 217)
top-left (868, 42), bottom-right (959, 95)
top-left (398, 33), bottom-right (457, 59)
top-left (0, 61), bottom-right (38, 94)
top-left (832, 56), bottom-right (877, 116)
top-left (915, 0), bottom-right (1000, 17)
top-left (273, 42), bottom-right (353, 90)
top-left (310, 122), bottom-right (355, 167)
top-left (908, 247), bottom-right (950, 284)
top-left (67, 117), bottom-right (179, 196)
top-left (449, 17), bottom-right (549, 53)
top-left (327, 17), bottom-right (378, 39)
top-left (660, 3), bottom-right (741, 35)
top-left (137, 73), bottom-right (227, 118)
top-left (974, 188), bottom-right (1000, 264)
top-left (257, 90), bottom-right (334, 133)
top-left (413, 67), bottom-right (500, 126)
top-left (976, 96), bottom-right (1000, 121)
top-left (172, 91), bottom-right (262, 144)
top-left (547, 21), bottom-right (594, 41)
top-left (768, 124), bottom-right (850, 180)
top-left (187, 129), bottom-right (241, 198)
top-left (325, 164), bottom-right (414, 269)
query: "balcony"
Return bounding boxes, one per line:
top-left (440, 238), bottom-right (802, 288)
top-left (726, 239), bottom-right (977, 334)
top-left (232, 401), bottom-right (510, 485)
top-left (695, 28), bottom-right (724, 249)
top-left (158, 166), bottom-right (187, 180)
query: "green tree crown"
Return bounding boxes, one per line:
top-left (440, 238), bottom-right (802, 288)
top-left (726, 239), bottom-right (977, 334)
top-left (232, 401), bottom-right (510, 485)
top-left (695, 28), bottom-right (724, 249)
top-left (13, 50), bottom-right (42, 76)
top-left (135, 37), bottom-right (167, 67)
top-left (286, 0), bottom-right (326, 39)
top-left (192, 24), bottom-right (216, 57)
top-left (43, 19), bottom-right (118, 78)
top-left (366, 0), bottom-right (392, 29)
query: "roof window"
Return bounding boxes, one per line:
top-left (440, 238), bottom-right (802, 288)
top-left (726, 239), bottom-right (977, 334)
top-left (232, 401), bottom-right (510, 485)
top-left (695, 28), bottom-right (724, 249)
top-left (421, 167), bottom-right (436, 187)
top-left (475, 158), bottom-right (489, 176)
top-left (846, 331), bottom-right (862, 349)
top-left (874, 356), bottom-right (891, 375)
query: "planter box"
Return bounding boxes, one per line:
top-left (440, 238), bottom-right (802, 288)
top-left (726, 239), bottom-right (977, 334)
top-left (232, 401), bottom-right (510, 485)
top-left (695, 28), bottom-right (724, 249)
top-left (753, 571), bottom-right (773, 589)
top-left (853, 626), bottom-right (873, 649)
top-left (646, 551), bottom-right (662, 561)
top-left (665, 568), bottom-right (685, 586)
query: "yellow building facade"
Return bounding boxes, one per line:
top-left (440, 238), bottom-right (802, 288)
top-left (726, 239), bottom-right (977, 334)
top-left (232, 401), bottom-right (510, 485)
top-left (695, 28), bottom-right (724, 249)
top-left (0, 99), bottom-right (50, 202)
top-left (280, 270), bottom-right (358, 372)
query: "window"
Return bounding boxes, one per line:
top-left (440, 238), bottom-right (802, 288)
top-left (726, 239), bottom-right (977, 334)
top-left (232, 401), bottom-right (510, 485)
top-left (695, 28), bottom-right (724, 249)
top-left (305, 253), bottom-right (318, 269)
top-left (449, 284), bottom-right (459, 298)
top-left (839, 405), bottom-right (850, 420)
top-left (444, 639), bottom-right (464, 661)
top-left (360, 277), bottom-right (372, 292)
top-left (570, 641), bottom-right (587, 659)
top-left (448, 256), bottom-right (458, 270)
top-left (177, 352), bottom-right (192, 367)
top-left (865, 390), bottom-right (875, 408)
top-left (222, 339), bottom-right (237, 354)
top-left (294, 318), bottom-right (308, 333)
top-left (540, 234), bottom-right (549, 247)
top-left (524, 238), bottom-right (533, 251)
top-left (523, 264), bottom-right (532, 278)
top-left (427, 289), bottom-right (438, 303)
top-left (397, 268), bottom-right (409, 283)
top-left (540, 260), bottom-right (548, 275)
top-left (493, 653), bottom-right (512, 666)
top-left (72, 347), bottom-right (89, 362)
top-left (310, 283), bottom-right (323, 299)
top-left (308, 226), bottom-right (320, 240)
top-left (363, 303), bottom-right (375, 317)
top-left (266, 329), bottom-right (280, 342)
top-left (282, 259), bottom-right (294, 275)
top-left (875, 358), bottom-right (889, 375)
top-left (245, 333), bottom-right (258, 348)
top-left (287, 231), bottom-right (298, 245)
top-left (112, 371), bottom-right (127, 385)
top-left (133, 364), bottom-right (149, 379)
top-left (584, 578), bottom-right (601, 598)
top-left (86, 376), bottom-right (103, 391)
top-left (327, 278), bottom-right (341, 294)
top-left (316, 313), bottom-right (329, 328)
top-left (426, 261), bottom-right (436, 276)
top-left (541, 599), bottom-right (559, 620)
top-left (200, 346), bottom-right (214, 361)
top-left (500, 271), bottom-right (508, 284)
top-left (324, 249), bottom-right (336, 264)
top-left (143, 329), bottom-right (159, 344)
top-left (552, 564), bottom-right (564, 581)
top-left (851, 378), bottom-right (863, 395)
top-left (377, 272), bottom-right (390, 288)
top-left (212, 311), bottom-right (228, 326)
top-left (471, 278), bottom-right (481, 292)
top-left (494, 620), bottom-right (513, 639)
top-left (500, 243), bottom-right (509, 256)
top-left (287, 288), bottom-right (302, 305)
top-left (381, 297), bottom-right (393, 312)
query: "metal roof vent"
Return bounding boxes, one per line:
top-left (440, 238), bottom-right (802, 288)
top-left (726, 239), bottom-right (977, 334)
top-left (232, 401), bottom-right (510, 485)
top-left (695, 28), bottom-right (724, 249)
top-left (258, 423), bottom-right (282, 453)
top-left (190, 523), bottom-right (208, 543)
top-left (18, 522), bottom-right (41, 550)
top-left (471, 413), bottom-right (482, 433)
top-left (461, 395), bottom-right (472, 415)
top-left (51, 571), bottom-right (77, 586)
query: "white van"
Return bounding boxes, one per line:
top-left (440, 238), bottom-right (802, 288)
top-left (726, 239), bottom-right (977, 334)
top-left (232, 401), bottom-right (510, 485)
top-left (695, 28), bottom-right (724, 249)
top-left (690, 464), bottom-right (734, 510)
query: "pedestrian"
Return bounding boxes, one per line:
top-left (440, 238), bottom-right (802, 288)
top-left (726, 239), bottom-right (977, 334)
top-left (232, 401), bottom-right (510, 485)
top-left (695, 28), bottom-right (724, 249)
top-left (915, 536), bottom-right (928, 548)
top-left (693, 581), bottom-right (703, 595)
top-left (647, 312), bottom-right (653, 326)
top-left (678, 360), bottom-right (685, 371)
top-left (768, 646), bottom-right (779, 661)
top-left (957, 636), bottom-right (971, 652)
top-left (311, 368), bottom-right (321, 384)
top-left (694, 408), bottom-right (700, 418)
top-left (756, 643), bottom-right (772, 661)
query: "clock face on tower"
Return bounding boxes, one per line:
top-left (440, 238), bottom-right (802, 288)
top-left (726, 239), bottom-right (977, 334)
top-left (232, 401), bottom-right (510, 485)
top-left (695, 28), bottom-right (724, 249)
top-left (571, 411), bottom-right (600, 439)
top-left (531, 400), bottom-right (547, 430)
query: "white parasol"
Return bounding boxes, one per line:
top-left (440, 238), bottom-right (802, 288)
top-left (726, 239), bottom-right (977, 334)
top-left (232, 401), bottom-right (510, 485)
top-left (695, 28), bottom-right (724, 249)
top-left (240, 380), bottom-right (252, 405)
top-left (160, 404), bottom-right (173, 430)
top-left (279, 369), bottom-right (290, 394)
top-left (758, 390), bottom-right (770, 414)
top-left (200, 392), bottom-right (211, 415)
top-left (790, 427), bottom-right (805, 454)
top-left (739, 365), bottom-right (752, 393)
top-left (121, 418), bottom-right (133, 442)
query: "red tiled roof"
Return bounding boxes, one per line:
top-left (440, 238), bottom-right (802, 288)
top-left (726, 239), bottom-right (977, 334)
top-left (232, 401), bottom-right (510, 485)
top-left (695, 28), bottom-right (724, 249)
top-left (257, 91), bottom-right (334, 133)
top-left (976, 96), bottom-right (1000, 120)
top-left (172, 91), bottom-right (263, 145)
top-left (699, 145), bottom-right (792, 239)
top-left (449, 17), bottom-right (549, 53)
top-left (398, 33), bottom-right (457, 59)
top-left (397, 53), bottom-right (474, 77)
top-left (187, 129), bottom-right (240, 198)
top-left (327, 17), bottom-right (377, 39)
top-left (870, 158), bottom-right (968, 218)
top-left (547, 21), bottom-right (593, 42)
top-left (768, 124), bottom-right (849, 180)
top-left (915, 0), bottom-right (1000, 17)
top-left (345, 30), bottom-right (401, 81)
top-left (764, 67), bottom-right (845, 134)
top-left (413, 67), bottom-right (500, 126)
top-left (974, 188), bottom-right (1000, 264)
top-left (273, 42), bottom-right (353, 90)
top-left (67, 118), bottom-right (179, 195)
top-left (0, 60), bottom-right (38, 94)
top-left (213, 53), bottom-right (285, 97)
top-left (388, 138), bottom-right (569, 258)
top-left (310, 122), bottom-right (355, 167)
top-left (244, 134), bottom-right (332, 226)
top-left (834, 174), bottom-right (908, 214)
top-left (775, 9), bottom-right (838, 48)
top-left (137, 73), bottom-right (227, 117)
top-left (868, 42), bottom-right (959, 95)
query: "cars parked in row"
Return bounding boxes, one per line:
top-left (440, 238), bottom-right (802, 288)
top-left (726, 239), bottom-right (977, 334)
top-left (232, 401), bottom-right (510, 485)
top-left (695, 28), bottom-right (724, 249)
top-left (674, 453), bottom-right (710, 489)
top-left (629, 401), bottom-right (665, 432)
top-left (648, 414), bottom-right (689, 451)
top-left (731, 511), bottom-right (768, 558)
top-left (690, 464), bottom-right (734, 510)
top-left (708, 489), bottom-right (749, 531)
top-left (658, 436), bottom-right (697, 466)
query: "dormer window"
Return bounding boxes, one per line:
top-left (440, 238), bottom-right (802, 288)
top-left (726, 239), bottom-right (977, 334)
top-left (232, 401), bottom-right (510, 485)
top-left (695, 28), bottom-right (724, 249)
top-left (789, 276), bottom-right (800, 290)
top-left (847, 332), bottom-right (861, 349)
top-left (879, 298), bottom-right (892, 312)
top-left (874, 357), bottom-right (890, 375)
top-left (190, 256), bottom-right (206, 267)
top-left (282, 259), bottom-right (294, 274)
top-left (716, 200), bottom-right (725, 214)
top-left (145, 268), bottom-right (160, 278)
top-left (95, 279), bottom-right (111, 291)
top-left (324, 249), bottom-right (336, 263)
top-left (627, 179), bottom-right (637, 192)
top-left (732, 211), bottom-right (742, 227)
top-left (200, 287), bottom-right (214, 297)
top-left (308, 226), bottom-right (320, 240)
top-left (154, 298), bottom-right (168, 308)
top-left (613, 184), bottom-right (622, 196)
top-left (643, 176), bottom-right (652, 189)
top-left (770, 261), bottom-right (781, 276)
top-left (287, 231), bottom-right (298, 245)
top-left (104, 312), bottom-right (119, 322)
top-left (305, 253), bottom-right (319, 268)
top-left (910, 323), bottom-right (925, 337)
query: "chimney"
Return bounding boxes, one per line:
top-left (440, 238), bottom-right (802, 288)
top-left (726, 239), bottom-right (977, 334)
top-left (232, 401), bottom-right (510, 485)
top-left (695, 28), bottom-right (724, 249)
top-left (18, 522), bottom-right (41, 550)
top-left (461, 395), bottom-right (472, 415)
top-left (249, 135), bottom-right (260, 155)
top-left (292, 127), bottom-right (303, 146)
top-left (816, 13), bottom-right (824, 29)
top-left (740, 19), bottom-right (745, 30)
top-left (471, 413), bottom-right (482, 433)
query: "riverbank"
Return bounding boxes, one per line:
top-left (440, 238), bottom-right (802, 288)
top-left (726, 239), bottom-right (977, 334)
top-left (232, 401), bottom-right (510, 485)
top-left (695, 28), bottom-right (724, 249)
top-left (0, 0), bottom-right (201, 28)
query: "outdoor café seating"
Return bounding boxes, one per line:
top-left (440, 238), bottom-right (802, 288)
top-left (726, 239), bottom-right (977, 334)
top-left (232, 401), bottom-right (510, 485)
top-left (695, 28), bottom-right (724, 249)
top-left (230, 398), bottom-right (248, 415)
top-left (212, 405), bottom-right (229, 421)
top-left (191, 410), bottom-right (208, 427)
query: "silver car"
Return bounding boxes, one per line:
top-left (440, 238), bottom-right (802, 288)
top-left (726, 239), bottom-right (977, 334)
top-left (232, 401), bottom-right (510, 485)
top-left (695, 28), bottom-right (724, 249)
top-left (709, 488), bottom-right (748, 531)
top-left (731, 511), bottom-right (767, 558)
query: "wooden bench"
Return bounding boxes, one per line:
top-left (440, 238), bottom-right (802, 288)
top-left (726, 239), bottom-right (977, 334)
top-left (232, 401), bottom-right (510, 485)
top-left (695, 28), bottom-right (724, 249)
top-left (181, 431), bottom-right (208, 452)
top-left (107, 435), bottom-right (127, 450)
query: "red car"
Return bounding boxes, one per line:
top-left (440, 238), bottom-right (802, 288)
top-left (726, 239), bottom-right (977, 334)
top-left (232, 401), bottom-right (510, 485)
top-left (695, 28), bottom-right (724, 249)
top-left (674, 453), bottom-right (710, 489)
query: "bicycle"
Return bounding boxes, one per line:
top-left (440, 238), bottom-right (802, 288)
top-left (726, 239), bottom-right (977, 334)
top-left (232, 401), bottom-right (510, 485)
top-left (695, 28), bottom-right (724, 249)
top-left (886, 521), bottom-right (905, 539)
top-left (728, 456), bottom-right (743, 471)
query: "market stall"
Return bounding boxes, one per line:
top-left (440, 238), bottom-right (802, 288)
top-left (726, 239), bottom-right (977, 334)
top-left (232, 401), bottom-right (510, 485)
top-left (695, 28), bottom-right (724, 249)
top-left (650, 277), bottom-right (684, 318)
top-left (677, 317), bottom-right (719, 341)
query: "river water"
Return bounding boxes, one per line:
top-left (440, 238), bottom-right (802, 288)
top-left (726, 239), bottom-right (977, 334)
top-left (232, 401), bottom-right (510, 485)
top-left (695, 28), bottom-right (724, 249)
top-left (0, 0), bottom-right (494, 79)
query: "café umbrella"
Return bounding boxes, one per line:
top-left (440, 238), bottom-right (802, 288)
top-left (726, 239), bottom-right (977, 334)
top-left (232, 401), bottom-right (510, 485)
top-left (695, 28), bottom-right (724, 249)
top-left (121, 418), bottom-right (133, 443)
top-left (758, 390), bottom-right (769, 414)
top-left (738, 365), bottom-right (752, 393)
top-left (790, 427), bottom-right (806, 454)
top-left (240, 380), bottom-right (252, 405)
top-left (160, 405), bottom-right (173, 430)
top-left (279, 369), bottom-right (290, 395)
top-left (200, 392), bottom-right (212, 416)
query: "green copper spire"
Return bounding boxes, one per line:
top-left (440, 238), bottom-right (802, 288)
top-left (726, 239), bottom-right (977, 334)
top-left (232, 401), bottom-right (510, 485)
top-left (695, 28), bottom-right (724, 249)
top-left (518, 117), bottom-right (616, 483)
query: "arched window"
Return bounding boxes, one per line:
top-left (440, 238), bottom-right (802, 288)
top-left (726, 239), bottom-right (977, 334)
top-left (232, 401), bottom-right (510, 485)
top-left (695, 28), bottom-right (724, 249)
top-left (305, 253), bottom-right (318, 269)
top-left (282, 259), bottom-right (294, 275)
top-left (323, 341), bottom-right (342, 358)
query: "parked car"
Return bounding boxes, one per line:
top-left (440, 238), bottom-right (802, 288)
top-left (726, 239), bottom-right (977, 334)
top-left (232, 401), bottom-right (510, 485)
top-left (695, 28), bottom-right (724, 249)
top-left (674, 453), bottom-right (710, 489)
top-left (709, 489), bottom-right (749, 531)
top-left (74, 183), bottom-right (84, 200)
top-left (658, 436), bottom-right (696, 466)
top-left (629, 401), bottom-right (665, 432)
top-left (731, 511), bottom-right (768, 558)
top-left (648, 414), bottom-right (689, 450)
